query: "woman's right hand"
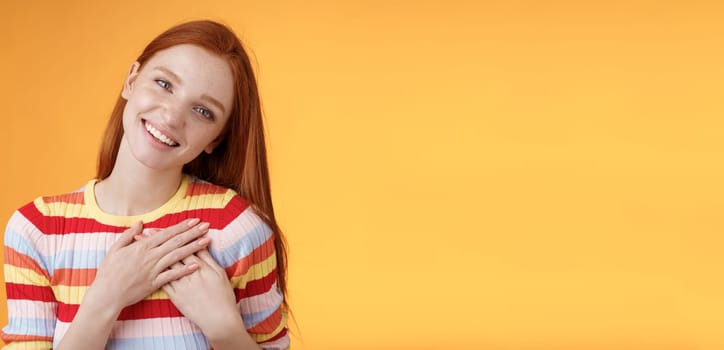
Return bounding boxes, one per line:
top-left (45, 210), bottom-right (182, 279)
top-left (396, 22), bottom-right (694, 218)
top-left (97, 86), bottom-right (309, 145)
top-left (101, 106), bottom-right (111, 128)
top-left (88, 218), bottom-right (211, 311)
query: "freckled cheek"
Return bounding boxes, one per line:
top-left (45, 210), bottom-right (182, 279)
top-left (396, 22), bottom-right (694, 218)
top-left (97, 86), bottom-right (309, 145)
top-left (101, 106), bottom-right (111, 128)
top-left (130, 90), bottom-right (165, 112)
top-left (187, 127), bottom-right (225, 148)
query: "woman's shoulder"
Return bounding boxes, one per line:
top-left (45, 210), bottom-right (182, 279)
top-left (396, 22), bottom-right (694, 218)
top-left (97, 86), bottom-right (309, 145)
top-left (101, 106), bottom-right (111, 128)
top-left (185, 176), bottom-right (239, 199)
top-left (185, 175), bottom-right (228, 191)
top-left (13, 182), bottom-right (89, 218)
top-left (6, 181), bottom-right (90, 236)
top-left (183, 175), bottom-right (255, 219)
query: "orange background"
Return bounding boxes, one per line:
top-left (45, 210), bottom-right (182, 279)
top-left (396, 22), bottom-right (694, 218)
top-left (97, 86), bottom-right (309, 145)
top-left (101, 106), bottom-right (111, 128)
top-left (1, 1), bottom-right (724, 349)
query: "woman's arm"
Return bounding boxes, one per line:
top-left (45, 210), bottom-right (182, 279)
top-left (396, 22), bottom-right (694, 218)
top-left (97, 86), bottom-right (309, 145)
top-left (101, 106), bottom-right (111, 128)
top-left (56, 219), bottom-right (211, 350)
top-left (2, 211), bottom-right (57, 349)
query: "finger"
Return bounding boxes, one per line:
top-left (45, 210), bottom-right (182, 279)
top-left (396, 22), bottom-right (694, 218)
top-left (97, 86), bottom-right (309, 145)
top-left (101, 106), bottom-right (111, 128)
top-left (111, 221), bottom-right (143, 251)
top-left (150, 222), bottom-right (209, 255)
top-left (153, 224), bottom-right (209, 259)
top-left (145, 218), bottom-right (202, 247)
top-left (136, 228), bottom-right (163, 241)
top-left (166, 263), bottom-right (186, 284)
top-left (161, 279), bottom-right (178, 295)
top-left (154, 262), bottom-right (199, 288)
top-left (161, 283), bottom-right (174, 295)
top-left (182, 254), bottom-right (200, 265)
top-left (155, 236), bottom-right (210, 272)
top-left (196, 249), bottom-right (225, 274)
top-left (182, 253), bottom-right (198, 265)
top-left (196, 249), bottom-right (218, 267)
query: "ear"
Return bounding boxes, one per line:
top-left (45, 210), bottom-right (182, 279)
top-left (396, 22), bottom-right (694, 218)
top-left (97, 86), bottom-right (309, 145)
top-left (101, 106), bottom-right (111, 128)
top-left (204, 139), bottom-right (221, 154)
top-left (121, 62), bottom-right (141, 100)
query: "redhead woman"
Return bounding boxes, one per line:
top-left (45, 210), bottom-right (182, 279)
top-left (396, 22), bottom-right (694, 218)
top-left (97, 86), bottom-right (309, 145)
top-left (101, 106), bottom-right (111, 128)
top-left (1, 20), bottom-right (289, 350)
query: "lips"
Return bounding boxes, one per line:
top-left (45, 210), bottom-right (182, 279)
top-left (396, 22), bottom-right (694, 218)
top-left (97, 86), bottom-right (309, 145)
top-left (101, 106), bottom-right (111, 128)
top-left (143, 120), bottom-right (179, 147)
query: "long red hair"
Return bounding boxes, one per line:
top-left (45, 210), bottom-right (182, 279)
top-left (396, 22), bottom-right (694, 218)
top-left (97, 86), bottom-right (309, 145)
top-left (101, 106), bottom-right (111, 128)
top-left (97, 20), bottom-right (289, 303)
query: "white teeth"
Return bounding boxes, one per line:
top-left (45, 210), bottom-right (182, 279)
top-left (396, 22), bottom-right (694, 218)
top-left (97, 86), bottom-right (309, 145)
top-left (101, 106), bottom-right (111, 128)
top-left (144, 121), bottom-right (178, 146)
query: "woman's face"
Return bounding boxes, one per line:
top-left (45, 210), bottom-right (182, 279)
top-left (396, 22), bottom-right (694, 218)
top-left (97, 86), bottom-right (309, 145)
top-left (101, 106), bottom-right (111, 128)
top-left (120, 44), bottom-right (234, 172)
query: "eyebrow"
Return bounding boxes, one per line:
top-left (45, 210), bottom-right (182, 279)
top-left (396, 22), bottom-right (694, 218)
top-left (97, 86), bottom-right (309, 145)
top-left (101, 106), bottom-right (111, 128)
top-left (154, 66), bottom-right (183, 84)
top-left (152, 66), bottom-right (227, 115)
top-left (201, 94), bottom-right (226, 116)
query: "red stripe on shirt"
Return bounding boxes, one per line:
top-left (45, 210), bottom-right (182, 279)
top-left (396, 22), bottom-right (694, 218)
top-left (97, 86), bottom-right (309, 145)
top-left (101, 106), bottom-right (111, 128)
top-left (18, 203), bottom-right (126, 234)
top-left (6, 283), bottom-right (56, 302)
top-left (235, 268), bottom-right (278, 300)
top-left (18, 198), bottom-right (248, 235)
top-left (57, 299), bottom-right (185, 322)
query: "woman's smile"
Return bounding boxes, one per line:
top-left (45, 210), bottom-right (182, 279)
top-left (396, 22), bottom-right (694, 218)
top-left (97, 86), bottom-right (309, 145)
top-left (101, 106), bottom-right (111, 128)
top-left (143, 119), bottom-right (179, 147)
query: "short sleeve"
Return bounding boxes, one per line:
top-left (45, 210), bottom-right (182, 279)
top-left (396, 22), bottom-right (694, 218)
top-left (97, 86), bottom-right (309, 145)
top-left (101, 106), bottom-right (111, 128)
top-left (1, 209), bottom-right (57, 349)
top-left (212, 202), bottom-right (289, 350)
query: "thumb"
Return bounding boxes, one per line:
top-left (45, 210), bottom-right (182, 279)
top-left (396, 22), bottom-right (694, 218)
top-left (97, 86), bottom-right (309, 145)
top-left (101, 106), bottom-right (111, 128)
top-left (111, 221), bottom-right (143, 251)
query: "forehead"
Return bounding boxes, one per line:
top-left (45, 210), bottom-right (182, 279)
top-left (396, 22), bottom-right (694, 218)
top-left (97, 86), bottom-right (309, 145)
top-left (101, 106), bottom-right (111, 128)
top-left (141, 44), bottom-right (234, 115)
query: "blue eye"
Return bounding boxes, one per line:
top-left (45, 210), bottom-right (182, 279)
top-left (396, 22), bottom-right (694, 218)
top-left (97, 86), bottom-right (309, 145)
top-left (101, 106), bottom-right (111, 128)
top-left (194, 106), bottom-right (214, 120)
top-left (155, 79), bottom-right (171, 90)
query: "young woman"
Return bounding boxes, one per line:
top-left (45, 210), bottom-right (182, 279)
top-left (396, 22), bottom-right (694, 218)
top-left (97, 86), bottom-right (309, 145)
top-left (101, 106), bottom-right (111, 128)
top-left (1, 20), bottom-right (289, 350)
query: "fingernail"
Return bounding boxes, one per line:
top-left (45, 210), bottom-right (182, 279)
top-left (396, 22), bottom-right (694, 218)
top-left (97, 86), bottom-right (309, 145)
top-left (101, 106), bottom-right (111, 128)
top-left (187, 263), bottom-right (199, 271)
top-left (197, 237), bottom-right (210, 246)
top-left (134, 235), bottom-right (143, 241)
top-left (198, 222), bottom-right (210, 231)
top-left (187, 218), bottom-right (201, 227)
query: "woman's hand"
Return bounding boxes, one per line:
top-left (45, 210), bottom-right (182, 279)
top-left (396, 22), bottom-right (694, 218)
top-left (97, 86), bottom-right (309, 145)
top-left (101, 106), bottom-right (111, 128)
top-left (163, 250), bottom-right (253, 347)
top-left (89, 218), bottom-right (212, 311)
top-left (57, 218), bottom-right (212, 350)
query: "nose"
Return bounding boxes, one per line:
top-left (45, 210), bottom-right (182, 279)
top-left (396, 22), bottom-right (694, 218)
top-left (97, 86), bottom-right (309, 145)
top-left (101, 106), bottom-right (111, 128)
top-left (160, 100), bottom-right (186, 129)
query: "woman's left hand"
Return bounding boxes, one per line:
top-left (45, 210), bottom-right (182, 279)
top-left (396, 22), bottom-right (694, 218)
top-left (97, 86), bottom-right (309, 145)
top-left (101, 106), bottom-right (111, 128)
top-left (162, 250), bottom-right (246, 341)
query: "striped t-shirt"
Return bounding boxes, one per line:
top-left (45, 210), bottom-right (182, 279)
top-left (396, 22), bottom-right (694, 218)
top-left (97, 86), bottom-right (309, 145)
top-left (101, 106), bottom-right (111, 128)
top-left (1, 175), bottom-right (289, 349)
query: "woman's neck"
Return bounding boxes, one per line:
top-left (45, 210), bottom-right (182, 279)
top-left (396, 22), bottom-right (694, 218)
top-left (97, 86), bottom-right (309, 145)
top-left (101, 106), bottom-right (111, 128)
top-left (94, 142), bottom-right (184, 216)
